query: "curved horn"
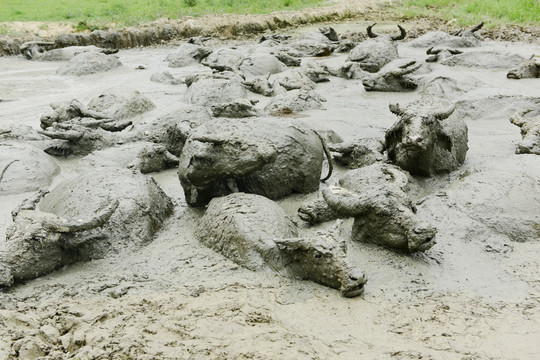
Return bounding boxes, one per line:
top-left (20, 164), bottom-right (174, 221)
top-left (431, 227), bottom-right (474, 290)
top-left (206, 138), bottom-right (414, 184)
top-left (70, 100), bottom-right (109, 120)
top-left (11, 190), bottom-right (49, 219)
top-left (367, 23), bottom-right (378, 38)
top-left (471, 21), bottom-right (484, 33)
top-left (315, 132), bottom-right (333, 183)
top-left (38, 129), bottom-right (84, 141)
top-left (191, 133), bottom-right (229, 145)
top-left (434, 104), bottom-right (456, 120)
top-left (392, 61), bottom-right (422, 76)
top-left (391, 25), bottom-right (407, 41)
top-left (388, 103), bottom-right (404, 116)
top-left (44, 200), bottom-right (119, 233)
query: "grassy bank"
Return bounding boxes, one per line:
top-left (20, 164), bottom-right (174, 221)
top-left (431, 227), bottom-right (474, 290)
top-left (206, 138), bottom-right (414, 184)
top-left (396, 0), bottom-right (540, 26)
top-left (0, 0), bottom-right (327, 28)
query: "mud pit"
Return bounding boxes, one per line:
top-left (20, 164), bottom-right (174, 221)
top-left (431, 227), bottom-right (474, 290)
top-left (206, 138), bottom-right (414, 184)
top-left (0, 23), bottom-right (539, 359)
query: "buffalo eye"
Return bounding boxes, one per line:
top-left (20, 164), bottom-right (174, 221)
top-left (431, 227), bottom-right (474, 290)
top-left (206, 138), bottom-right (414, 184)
top-left (314, 252), bottom-right (323, 259)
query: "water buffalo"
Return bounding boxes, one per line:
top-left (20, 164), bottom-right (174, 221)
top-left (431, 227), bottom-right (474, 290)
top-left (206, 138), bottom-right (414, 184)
top-left (19, 41), bottom-right (55, 60)
top-left (198, 193), bottom-right (366, 297)
top-left (0, 143), bottom-right (60, 195)
top-left (385, 100), bottom-right (468, 176)
top-left (178, 117), bottom-right (332, 206)
top-left (0, 168), bottom-right (173, 287)
top-left (507, 55), bottom-right (540, 79)
top-left (288, 28), bottom-right (338, 57)
top-left (298, 163), bottom-right (437, 253)
top-left (362, 60), bottom-right (422, 92)
top-left (56, 51), bottom-right (122, 76)
top-left (348, 24), bottom-right (406, 73)
top-left (166, 43), bottom-right (212, 68)
top-left (407, 22), bottom-right (484, 48)
top-left (329, 138), bottom-right (384, 169)
top-left (40, 88), bottom-right (155, 129)
top-left (510, 110), bottom-right (540, 154)
top-left (425, 47), bottom-right (463, 62)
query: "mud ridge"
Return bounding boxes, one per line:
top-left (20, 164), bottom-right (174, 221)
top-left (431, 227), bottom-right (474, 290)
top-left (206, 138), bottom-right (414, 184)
top-left (2, 0), bottom-right (539, 57)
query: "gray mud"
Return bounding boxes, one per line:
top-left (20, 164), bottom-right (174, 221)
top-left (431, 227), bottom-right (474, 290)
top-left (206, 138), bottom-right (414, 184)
top-left (0, 28), bottom-right (539, 359)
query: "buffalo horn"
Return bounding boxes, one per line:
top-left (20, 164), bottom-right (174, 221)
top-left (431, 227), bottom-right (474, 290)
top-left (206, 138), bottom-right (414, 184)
top-left (44, 200), bottom-right (119, 233)
top-left (366, 23), bottom-right (378, 38)
top-left (392, 61), bottom-right (422, 76)
top-left (391, 25), bottom-right (407, 41)
top-left (38, 129), bottom-right (84, 141)
top-left (434, 105), bottom-right (456, 120)
top-left (471, 21), bottom-right (484, 33)
top-left (315, 132), bottom-right (333, 183)
top-left (388, 103), bottom-right (403, 116)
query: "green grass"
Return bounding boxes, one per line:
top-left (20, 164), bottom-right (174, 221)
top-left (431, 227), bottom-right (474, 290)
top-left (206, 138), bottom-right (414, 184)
top-left (0, 0), bottom-right (327, 28)
top-left (396, 0), bottom-right (540, 26)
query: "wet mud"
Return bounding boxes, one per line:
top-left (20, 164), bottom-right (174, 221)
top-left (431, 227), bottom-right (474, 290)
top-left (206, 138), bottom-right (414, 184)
top-left (0, 21), bottom-right (539, 360)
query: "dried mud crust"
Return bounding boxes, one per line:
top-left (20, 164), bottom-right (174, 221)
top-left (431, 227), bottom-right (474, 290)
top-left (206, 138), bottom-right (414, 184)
top-left (1, 0), bottom-right (539, 56)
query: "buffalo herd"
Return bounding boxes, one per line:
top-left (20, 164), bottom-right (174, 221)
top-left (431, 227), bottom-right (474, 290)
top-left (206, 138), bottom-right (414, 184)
top-left (1, 22), bottom-right (538, 296)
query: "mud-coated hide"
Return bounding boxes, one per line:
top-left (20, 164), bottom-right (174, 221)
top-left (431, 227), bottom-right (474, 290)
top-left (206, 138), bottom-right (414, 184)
top-left (178, 117), bottom-right (330, 206)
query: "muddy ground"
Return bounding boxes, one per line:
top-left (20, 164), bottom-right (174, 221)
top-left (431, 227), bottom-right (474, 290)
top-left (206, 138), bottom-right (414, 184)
top-left (1, 7), bottom-right (540, 360)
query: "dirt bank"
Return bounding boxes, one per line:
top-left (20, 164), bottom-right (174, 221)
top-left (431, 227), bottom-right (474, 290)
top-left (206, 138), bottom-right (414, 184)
top-left (1, 0), bottom-right (539, 57)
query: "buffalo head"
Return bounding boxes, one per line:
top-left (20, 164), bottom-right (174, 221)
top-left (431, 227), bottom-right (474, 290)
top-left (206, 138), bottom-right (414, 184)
top-left (385, 102), bottom-right (456, 176)
top-left (367, 23), bottom-right (407, 41)
top-left (275, 234), bottom-right (367, 297)
top-left (362, 60), bottom-right (422, 92)
top-left (507, 56), bottom-right (540, 79)
top-left (1, 199), bottom-right (118, 287)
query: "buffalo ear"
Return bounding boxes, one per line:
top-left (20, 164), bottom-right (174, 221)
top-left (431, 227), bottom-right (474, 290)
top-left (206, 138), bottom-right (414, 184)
top-left (388, 103), bottom-right (403, 116)
top-left (275, 237), bottom-right (310, 252)
top-left (385, 122), bottom-right (403, 146)
top-left (437, 131), bottom-right (453, 152)
top-left (434, 104), bottom-right (455, 121)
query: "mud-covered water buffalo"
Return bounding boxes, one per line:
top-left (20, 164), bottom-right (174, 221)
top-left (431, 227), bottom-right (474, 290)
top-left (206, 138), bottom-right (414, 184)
top-left (19, 41), bottom-right (55, 60)
top-left (198, 193), bottom-right (366, 297)
top-left (56, 51), bottom-right (122, 76)
top-left (385, 100), bottom-right (468, 176)
top-left (298, 163), bottom-right (437, 253)
top-left (178, 117), bottom-right (332, 206)
top-left (39, 122), bottom-right (123, 156)
top-left (0, 143), bottom-right (60, 195)
top-left (78, 142), bottom-right (179, 174)
top-left (507, 55), bottom-right (540, 79)
top-left (362, 60), bottom-right (422, 92)
top-left (0, 168), bottom-right (173, 287)
top-left (348, 24), bottom-right (406, 73)
top-left (40, 88), bottom-right (155, 129)
top-left (407, 22), bottom-right (484, 48)
top-left (425, 47), bottom-right (463, 62)
top-left (510, 110), bottom-right (540, 155)
top-left (329, 138), bottom-right (384, 169)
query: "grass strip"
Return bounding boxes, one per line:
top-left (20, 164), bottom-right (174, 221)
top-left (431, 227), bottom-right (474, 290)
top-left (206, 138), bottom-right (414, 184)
top-left (395, 0), bottom-right (540, 26)
top-left (0, 0), bottom-right (328, 28)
